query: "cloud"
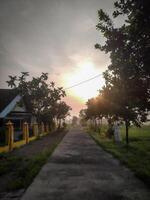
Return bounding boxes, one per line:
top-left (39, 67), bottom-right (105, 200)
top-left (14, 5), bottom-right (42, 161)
top-left (0, 0), bottom-right (118, 114)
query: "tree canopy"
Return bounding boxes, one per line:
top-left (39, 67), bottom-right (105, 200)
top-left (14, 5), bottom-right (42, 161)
top-left (7, 72), bottom-right (71, 126)
top-left (83, 0), bottom-right (150, 144)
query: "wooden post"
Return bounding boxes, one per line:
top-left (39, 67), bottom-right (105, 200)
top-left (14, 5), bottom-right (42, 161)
top-left (23, 122), bottom-right (29, 144)
top-left (6, 121), bottom-right (14, 151)
top-left (33, 123), bottom-right (38, 137)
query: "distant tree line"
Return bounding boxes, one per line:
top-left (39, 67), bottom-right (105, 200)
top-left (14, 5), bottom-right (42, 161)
top-left (7, 72), bottom-right (71, 129)
top-left (80, 0), bottom-right (150, 144)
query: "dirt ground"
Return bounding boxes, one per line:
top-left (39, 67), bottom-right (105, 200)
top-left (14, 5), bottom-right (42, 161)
top-left (0, 130), bottom-right (66, 200)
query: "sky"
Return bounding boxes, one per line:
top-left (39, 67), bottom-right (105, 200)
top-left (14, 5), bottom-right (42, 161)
top-left (0, 0), bottom-right (121, 116)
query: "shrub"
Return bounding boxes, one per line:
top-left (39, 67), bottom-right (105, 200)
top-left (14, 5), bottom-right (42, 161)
top-left (0, 127), bottom-right (7, 145)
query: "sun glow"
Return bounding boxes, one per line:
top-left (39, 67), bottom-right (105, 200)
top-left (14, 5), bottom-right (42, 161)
top-left (64, 61), bottom-right (105, 102)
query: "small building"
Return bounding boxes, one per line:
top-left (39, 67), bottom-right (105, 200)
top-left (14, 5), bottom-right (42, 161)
top-left (0, 89), bottom-right (36, 129)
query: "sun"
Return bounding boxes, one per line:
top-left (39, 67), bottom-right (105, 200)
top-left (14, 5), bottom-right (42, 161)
top-left (64, 61), bottom-right (105, 102)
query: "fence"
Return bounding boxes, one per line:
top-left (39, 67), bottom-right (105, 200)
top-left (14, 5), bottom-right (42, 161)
top-left (0, 121), bottom-right (52, 153)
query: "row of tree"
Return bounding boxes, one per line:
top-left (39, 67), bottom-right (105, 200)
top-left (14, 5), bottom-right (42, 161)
top-left (7, 72), bottom-right (71, 128)
top-left (80, 0), bottom-right (150, 144)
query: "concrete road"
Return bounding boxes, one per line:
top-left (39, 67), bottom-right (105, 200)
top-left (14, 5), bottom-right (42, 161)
top-left (21, 128), bottom-right (150, 200)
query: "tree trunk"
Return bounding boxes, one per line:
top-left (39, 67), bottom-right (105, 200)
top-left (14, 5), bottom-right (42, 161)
top-left (99, 117), bottom-right (102, 134)
top-left (125, 120), bottom-right (129, 145)
top-left (59, 119), bottom-right (61, 129)
top-left (94, 118), bottom-right (97, 131)
top-left (36, 112), bottom-right (41, 136)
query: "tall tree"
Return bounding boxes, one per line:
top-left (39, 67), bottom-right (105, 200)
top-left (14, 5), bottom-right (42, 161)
top-left (7, 72), bottom-right (69, 125)
top-left (79, 109), bottom-right (87, 127)
top-left (72, 116), bottom-right (78, 127)
top-left (95, 0), bottom-right (150, 144)
top-left (55, 101), bottom-right (72, 128)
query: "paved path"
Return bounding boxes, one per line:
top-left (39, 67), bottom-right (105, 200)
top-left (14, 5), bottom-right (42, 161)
top-left (21, 129), bottom-right (150, 200)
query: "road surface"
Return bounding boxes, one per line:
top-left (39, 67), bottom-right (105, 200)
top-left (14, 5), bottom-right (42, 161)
top-left (21, 128), bottom-right (150, 200)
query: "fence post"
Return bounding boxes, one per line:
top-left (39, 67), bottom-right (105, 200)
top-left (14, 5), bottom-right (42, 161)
top-left (33, 123), bottom-right (38, 137)
top-left (23, 122), bottom-right (29, 144)
top-left (6, 121), bottom-right (14, 151)
top-left (23, 122), bottom-right (26, 141)
top-left (26, 122), bottom-right (29, 143)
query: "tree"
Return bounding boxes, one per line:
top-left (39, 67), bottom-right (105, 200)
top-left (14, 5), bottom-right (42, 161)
top-left (95, 0), bottom-right (150, 144)
top-left (7, 72), bottom-right (70, 126)
top-left (55, 101), bottom-right (72, 128)
top-left (72, 116), bottom-right (78, 127)
top-left (79, 109), bottom-right (87, 127)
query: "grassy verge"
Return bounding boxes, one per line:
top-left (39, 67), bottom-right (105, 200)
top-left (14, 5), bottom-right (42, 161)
top-left (0, 131), bottom-right (66, 191)
top-left (88, 125), bottom-right (150, 186)
top-left (7, 145), bottom-right (56, 190)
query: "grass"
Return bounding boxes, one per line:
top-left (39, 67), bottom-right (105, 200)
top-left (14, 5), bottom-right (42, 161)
top-left (0, 154), bottom-right (23, 176)
top-left (7, 147), bottom-right (56, 190)
top-left (88, 125), bottom-right (150, 186)
top-left (0, 132), bottom-right (66, 191)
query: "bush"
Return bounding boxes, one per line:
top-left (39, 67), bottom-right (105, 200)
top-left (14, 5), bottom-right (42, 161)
top-left (0, 127), bottom-right (7, 145)
top-left (106, 127), bottom-right (114, 138)
top-left (62, 122), bottom-right (67, 129)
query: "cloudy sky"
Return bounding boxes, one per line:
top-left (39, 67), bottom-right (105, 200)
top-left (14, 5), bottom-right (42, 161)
top-left (0, 0), bottom-right (121, 115)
